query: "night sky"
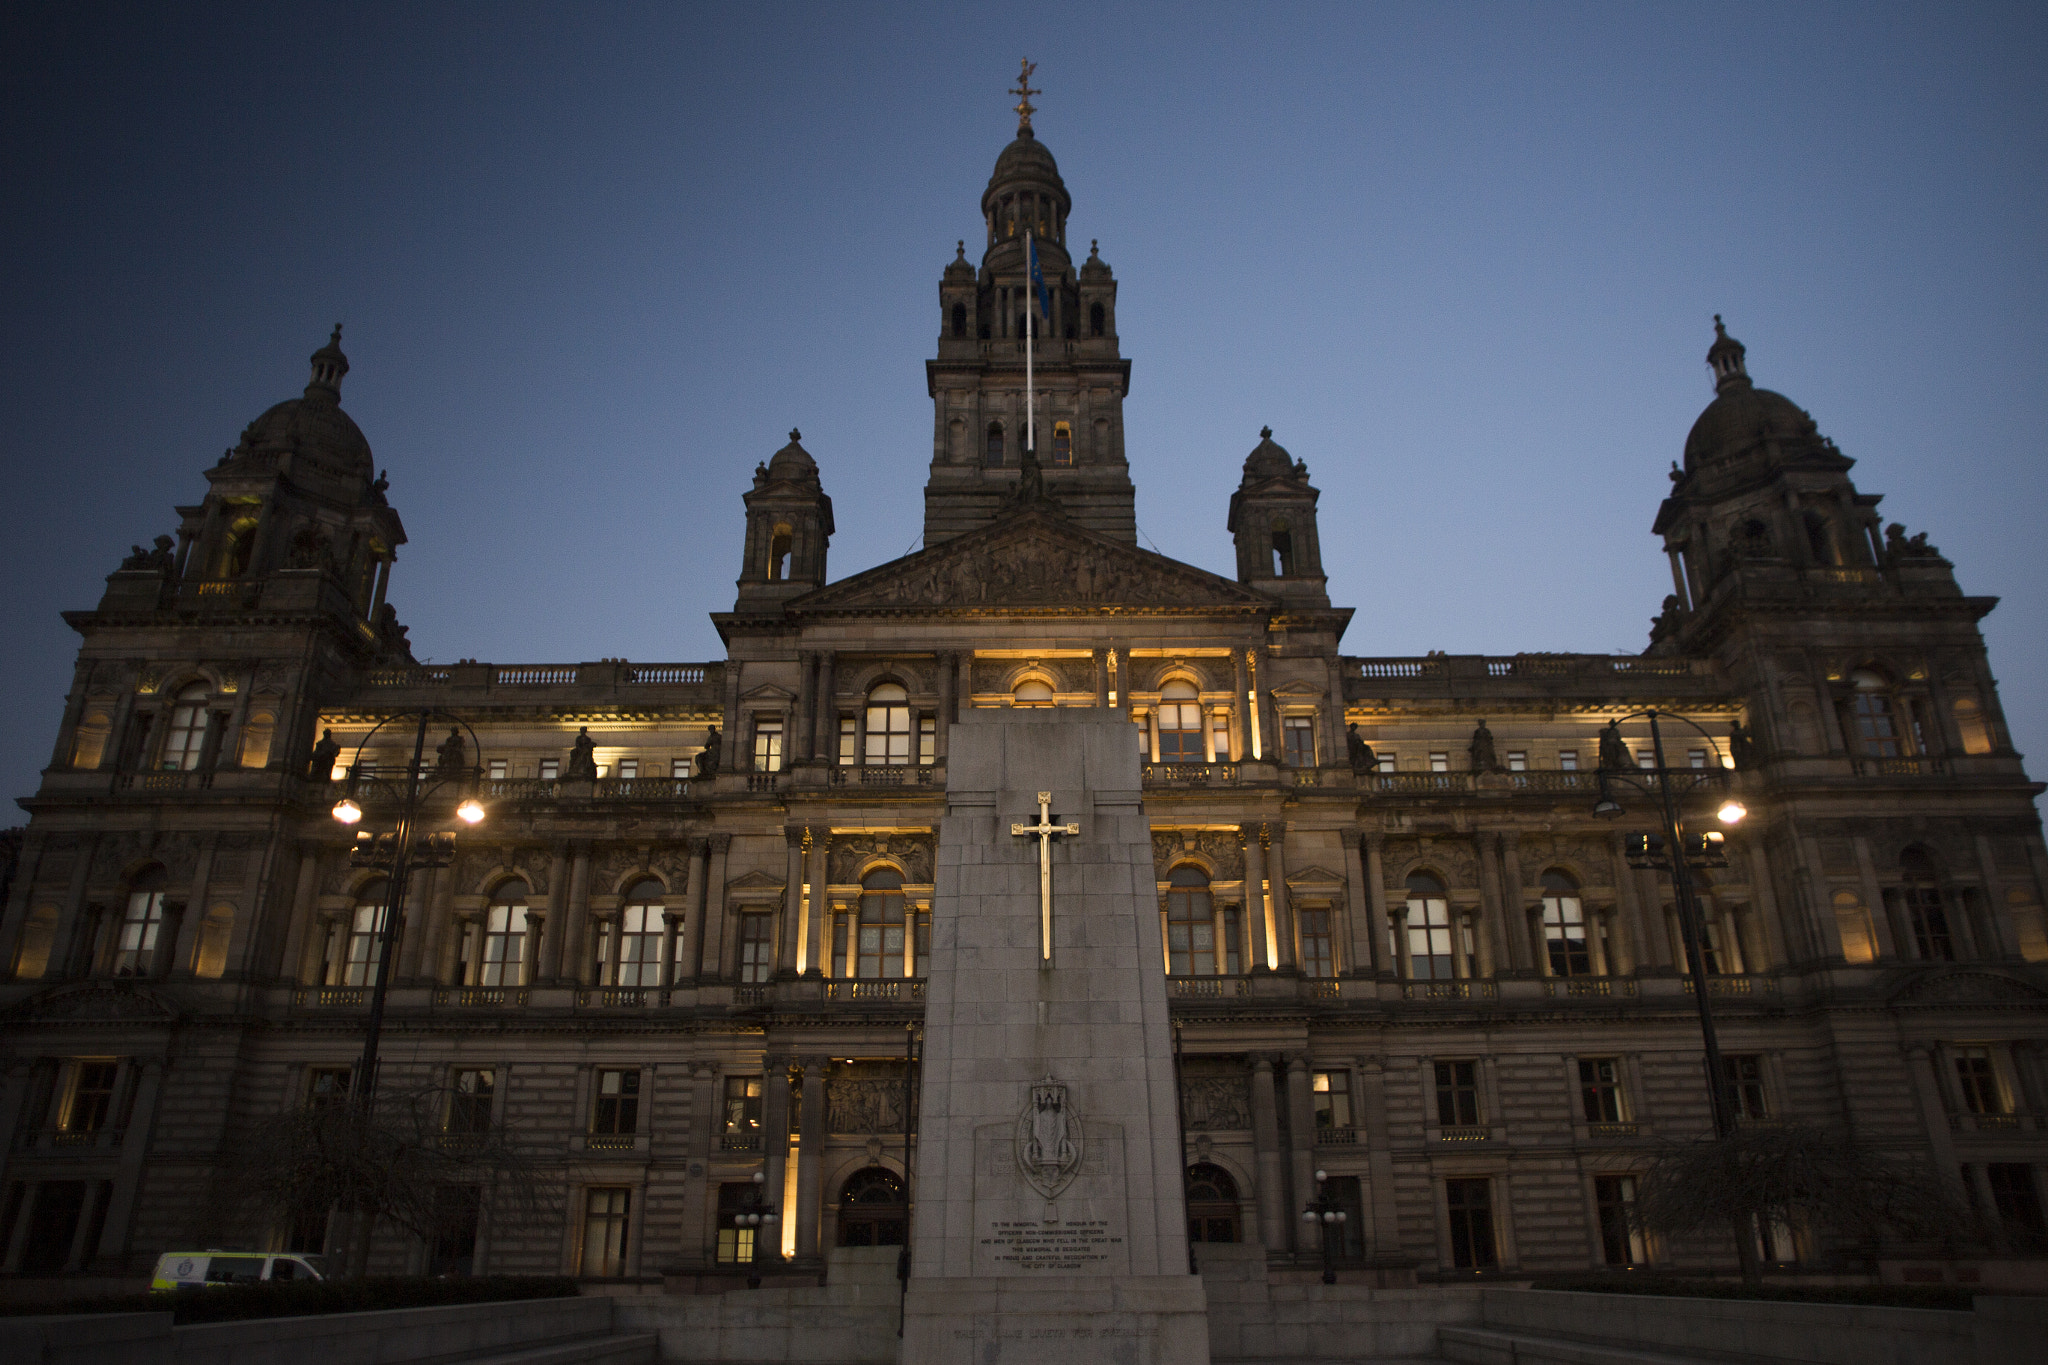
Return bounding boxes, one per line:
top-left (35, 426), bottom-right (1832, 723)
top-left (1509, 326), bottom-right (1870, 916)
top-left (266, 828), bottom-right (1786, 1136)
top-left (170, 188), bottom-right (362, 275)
top-left (3, 4), bottom-right (2044, 811)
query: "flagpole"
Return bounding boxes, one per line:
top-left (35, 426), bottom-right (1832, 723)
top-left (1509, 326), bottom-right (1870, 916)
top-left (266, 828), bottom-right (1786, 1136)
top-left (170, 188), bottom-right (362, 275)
top-left (1025, 230), bottom-right (1035, 457)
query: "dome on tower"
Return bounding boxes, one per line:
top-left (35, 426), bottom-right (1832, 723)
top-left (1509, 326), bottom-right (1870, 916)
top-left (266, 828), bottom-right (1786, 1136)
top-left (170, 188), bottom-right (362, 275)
top-left (1241, 427), bottom-right (1297, 482)
top-left (987, 128), bottom-right (1067, 193)
top-left (766, 428), bottom-right (818, 481)
top-left (1681, 318), bottom-right (1821, 474)
top-left (228, 327), bottom-right (373, 481)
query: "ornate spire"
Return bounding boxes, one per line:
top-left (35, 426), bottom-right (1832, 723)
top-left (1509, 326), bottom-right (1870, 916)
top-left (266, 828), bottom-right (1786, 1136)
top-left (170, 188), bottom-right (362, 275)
top-left (306, 324), bottom-right (349, 397)
top-left (1707, 313), bottom-right (1749, 393)
top-left (1010, 58), bottom-right (1040, 133)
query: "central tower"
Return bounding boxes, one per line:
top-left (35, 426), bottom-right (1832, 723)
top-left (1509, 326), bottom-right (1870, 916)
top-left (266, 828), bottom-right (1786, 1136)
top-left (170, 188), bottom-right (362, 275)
top-left (923, 90), bottom-right (1136, 545)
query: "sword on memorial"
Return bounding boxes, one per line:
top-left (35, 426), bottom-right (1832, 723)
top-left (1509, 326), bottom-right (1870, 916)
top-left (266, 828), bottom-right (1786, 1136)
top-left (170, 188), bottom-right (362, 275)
top-left (1012, 790), bottom-right (1078, 962)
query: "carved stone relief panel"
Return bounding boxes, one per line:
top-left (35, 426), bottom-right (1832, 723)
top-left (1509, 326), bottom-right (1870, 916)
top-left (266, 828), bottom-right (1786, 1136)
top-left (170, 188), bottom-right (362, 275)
top-left (829, 833), bottom-right (935, 886)
top-left (1179, 1060), bottom-right (1252, 1131)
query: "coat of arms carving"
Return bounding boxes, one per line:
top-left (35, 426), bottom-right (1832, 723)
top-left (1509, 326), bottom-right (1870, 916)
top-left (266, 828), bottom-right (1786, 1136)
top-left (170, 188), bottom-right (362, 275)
top-left (1015, 1076), bottom-right (1082, 1199)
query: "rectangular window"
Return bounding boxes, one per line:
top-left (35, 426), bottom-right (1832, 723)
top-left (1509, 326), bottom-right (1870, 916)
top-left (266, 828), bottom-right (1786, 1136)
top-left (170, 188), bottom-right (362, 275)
top-left (1579, 1058), bottom-right (1626, 1123)
top-left (61, 1061), bottom-right (119, 1134)
top-left (1377, 751), bottom-right (1397, 773)
top-left (1542, 895), bottom-right (1590, 976)
top-left (1904, 885), bottom-right (1954, 961)
top-left (307, 1066), bottom-right (352, 1110)
top-left (1595, 1176), bottom-right (1646, 1265)
top-left (580, 1187), bottom-right (631, 1277)
top-left (1221, 906), bottom-right (1243, 974)
top-left (617, 758), bottom-right (637, 779)
top-left (1429, 752), bottom-right (1449, 773)
top-left (539, 759), bottom-right (560, 780)
top-left (722, 1076), bottom-right (764, 1151)
top-left (1638, 750), bottom-right (1655, 770)
top-left (1434, 1060), bottom-right (1481, 1127)
top-left (447, 1069), bottom-right (495, 1133)
top-left (1955, 1048), bottom-right (2007, 1115)
top-left (343, 902), bottom-right (387, 986)
top-left (1988, 1164), bottom-right (2047, 1247)
top-left (488, 759), bottom-right (508, 781)
top-left (479, 904), bottom-right (527, 986)
top-left (1298, 908), bottom-right (1333, 978)
top-left (612, 904), bottom-right (664, 987)
top-left (838, 715), bottom-right (856, 766)
top-left (1558, 749), bottom-right (1578, 772)
top-left (1506, 751), bottom-right (1527, 772)
top-left (716, 1182), bottom-right (762, 1263)
top-left (738, 914), bottom-right (774, 984)
top-left (1134, 711), bottom-right (1151, 756)
top-left (112, 891), bottom-right (168, 978)
top-left (1408, 894), bottom-right (1455, 979)
top-left (752, 716), bottom-right (784, 772)
top-left (591, 1069), bottom-right (641, 1135)
top-left (1722, 1055), bottom-right (1768, 1120)
top-left (1282, 716), bottom-right (1315, 767)
top-left (1211, 712), bottom-right (1230, 760)
top-left (1688, 749), bottom-right (1708, 769)
top-left (1445, 1178), bottom-right (1498, 1269)
top-left (1312, 1070), bottom-right (1352, 1131)
top-left (672, 757), bottom-right (691, 779)
top-left (918, 715), bottom-right (936, 765)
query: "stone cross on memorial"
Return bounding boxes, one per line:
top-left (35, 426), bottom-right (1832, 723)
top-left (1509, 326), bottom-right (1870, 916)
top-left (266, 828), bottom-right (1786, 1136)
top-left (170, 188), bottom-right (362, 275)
top-left (1012, 790), bottom-right (1078, 961)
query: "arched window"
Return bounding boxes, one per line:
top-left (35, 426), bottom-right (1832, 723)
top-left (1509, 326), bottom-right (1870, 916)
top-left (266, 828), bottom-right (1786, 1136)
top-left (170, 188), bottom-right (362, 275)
top-left (160, 683), bottom-right (210, 771)
top-left (1848, 669), bottom-right (1902, 757)
top-left (1405, 872), bottom-right (1454, 980)
top-left (767, 523), bottom-right (793, 581)
top-left (1898, 849), bottom-right (1954, 961)
top-left (1270, 520), bottom-right (1294, 576)
top-left (343, 878), bottom-right (389, 986)
top-left (1831, 890), bottom-right (1877, 964)
top-left (1051, 421), bottom-right (1072, 466)
top-left (950, 302), bottom-right (966, 338)
top-left (1011, 679), bottom-right (1054, 707)
top-left (1163, 865), bottom-right (1215, 976)
top-left (836, 1167), bottom-right (906, 1246)
top-left (113, 866), bottom-right (169, 978)
top-left (217, 516), bottom-right (258, 578)
top-left (611, 878), bottom-right (666, 987)
top-left (1089, 302), bottom-right (1105, 337)
top-left (985, 421), bottom-right (1005, 468)
top-left (1540, 870), bottom-right (1590, 976)
top-left (1803, 509), bottom-right (1837, 565)
top-left (858, 868), bottom-right (906, 979)
top-left (1185, 1163), bottom-right (1241, 1243)
top-left (1157, 680), bottom-right (1203, 762)
top-left (864, 683), bottom-right (912, 765)
top-left (480, 880), bottom-right (530, 986)
top-left (1953, 696), bottom-right (1994, 755)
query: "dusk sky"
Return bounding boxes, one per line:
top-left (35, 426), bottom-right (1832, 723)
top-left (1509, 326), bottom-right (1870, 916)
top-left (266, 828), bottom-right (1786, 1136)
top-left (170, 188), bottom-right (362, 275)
top-left (2, 4), bottom-right (2044, 810)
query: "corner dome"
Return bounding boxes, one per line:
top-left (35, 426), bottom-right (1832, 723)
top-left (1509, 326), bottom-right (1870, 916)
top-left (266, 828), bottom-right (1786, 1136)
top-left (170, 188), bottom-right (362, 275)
top-left (1682, 383), bottom-right (1818, 471)
top-left (1242, 427), bottom-right (1296, 482)
top-left (767, 428), bottom-right (817, 480)
top-left (229, 328), bottom-right (372, 480)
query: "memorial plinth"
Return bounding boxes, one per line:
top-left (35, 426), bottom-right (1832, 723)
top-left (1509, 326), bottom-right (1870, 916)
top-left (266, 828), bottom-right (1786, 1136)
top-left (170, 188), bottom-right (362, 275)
top-left (901, 709), bottom-right (1209, 1364)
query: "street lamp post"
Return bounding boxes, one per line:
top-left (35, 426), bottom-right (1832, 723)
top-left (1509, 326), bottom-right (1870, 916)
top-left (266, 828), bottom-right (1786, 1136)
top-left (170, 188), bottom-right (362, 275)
top-left (1300, 1168), bottom-right (1348, 1285)
top-left (329, 709), bottom-right (485, 1114)
top-left (1591, 709), bottom-right (1748, 1143)
top-left (739, 1168), bottom-right (781, 1285)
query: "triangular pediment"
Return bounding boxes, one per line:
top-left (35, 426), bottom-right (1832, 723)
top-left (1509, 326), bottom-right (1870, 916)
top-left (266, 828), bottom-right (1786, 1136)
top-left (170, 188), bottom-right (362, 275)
top-left (726, 869), bottom-right (787, 892)
top-left (793, 506), bottom-right (1272, 613)
top-left (7, 982), bottom-right (178, 1025)
top-left (1286, 864), bottom-right (1345, 886)
top-left (1271, 679), bottom-right (1326, 697)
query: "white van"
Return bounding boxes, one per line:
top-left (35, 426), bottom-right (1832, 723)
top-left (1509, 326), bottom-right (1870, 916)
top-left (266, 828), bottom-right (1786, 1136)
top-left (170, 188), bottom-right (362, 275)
top-left (150, 1251), bottom-right (325, 1290)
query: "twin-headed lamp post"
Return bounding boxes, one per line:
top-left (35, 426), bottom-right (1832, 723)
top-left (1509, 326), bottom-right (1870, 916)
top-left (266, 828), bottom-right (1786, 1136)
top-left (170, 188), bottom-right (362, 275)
top-left (328, 709), bottom-right (486, 1112)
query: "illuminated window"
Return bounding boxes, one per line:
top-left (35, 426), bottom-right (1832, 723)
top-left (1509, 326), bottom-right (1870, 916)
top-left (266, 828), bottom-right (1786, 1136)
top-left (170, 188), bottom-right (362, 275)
top-left (1051, 421), bottom-right (1073, 465)
top-left (721, 1076), bottom-right (763, 1151)
top-left (1312, 1070), bottom-right (1352, 1131)
top-left (480, 881), bottom-right (529, 986)
top-left (738, 914), bottom-right (773, 983)
top-left (539, 759), bottom-right (559, 780)
top-left (1012, 679), bottom-right (1054, 708)
top-left (1283, 716), bottom-right (1315, 767)
top-left (1158, 681), bottom-right (1203, 761)
top-left (617, 758), bottom-right (637, 780)
top-left (342, 880), bottom-right (389, 987)
top-left (1405, 873), bottom-right (1453, 979)
top-left (1578, 1058), bottom-right (1627, 1123)
top-left (1688, 749), bottom-right (1708, 769)
top-left (865, 684), bottom-right (911, 764)
top-left (838, 715), bottom-right (856, 764)
top-left (1558, 749), bottom-right (1578, 772)
top-left (752, 715), bottom-right (783, 772)
top-left (611, 879), bottom-right (665, 987)
top-left (1596, 1177), bottom-right (1645, 1265)
top-left (1299, 907), bottom-right (1333, 977)
top-left (1163, 866), bottom-right (1215, 975)
top-left (1506, 750), bottom-right (1526, 772)
top-left (858, 868), bottom-right (907, 979)
top-left (113, 871), bottom-right (168, 978)
top-left (918, 715), bottom-right (936, 764)
top-left (1899, 849), bottom-right (1954, 961)
top-left (1377, 751), bottom-right (1398, 773)
top-left (488, 759), bottom-right (508, 781)
top-left (717, 1181), bottom-right (762, 1263)
top-left (1849, 669), bottom-right (1902, 757)
top-left (1540, 870), bottom-right (1590, 976)
top-left (580, 1187), bottom-right (631, 1276)
top-left (160, 684), bottom-right (210, 770)
top-left (1429, 752), bottom-right (1449, 773)
top-left (1210, 711), bottom-right (1230, 760)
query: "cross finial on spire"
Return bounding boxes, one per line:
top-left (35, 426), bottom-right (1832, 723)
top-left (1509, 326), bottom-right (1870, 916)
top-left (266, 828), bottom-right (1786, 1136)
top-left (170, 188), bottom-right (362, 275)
top-left (789, 428), bottom-right (801, 443)
top-left (1011, 58), bottom-right (1040, 131)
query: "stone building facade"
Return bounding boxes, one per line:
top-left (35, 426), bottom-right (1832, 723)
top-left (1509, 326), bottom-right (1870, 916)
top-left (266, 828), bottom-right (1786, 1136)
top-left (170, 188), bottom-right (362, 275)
top-left (3, 117), bottom-right (2047, 1290)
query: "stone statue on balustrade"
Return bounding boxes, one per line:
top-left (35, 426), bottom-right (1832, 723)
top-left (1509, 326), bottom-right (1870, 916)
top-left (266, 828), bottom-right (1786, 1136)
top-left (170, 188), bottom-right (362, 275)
top-left (436, 727), bottom-right (467, 775)
top-left (307, 729), bottom-right (341, 781)
top-left (695, 728), bottom-right (721, 779)
top-left (1468, 719), bottom-right (1503, 774)
top-left (564, 727), bottom-right (598, 780)
top-left (1598, 719), bottom-right (1635, 772)
top-left (1346, 722), bottom-right (1377, 775)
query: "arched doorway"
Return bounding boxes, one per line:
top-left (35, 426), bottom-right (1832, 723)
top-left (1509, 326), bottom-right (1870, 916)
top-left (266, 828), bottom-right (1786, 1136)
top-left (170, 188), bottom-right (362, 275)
top-left (1185, 1163), bottom-right (1241, 1243)
top-left (836, 1166), bottom-right (907, 1246)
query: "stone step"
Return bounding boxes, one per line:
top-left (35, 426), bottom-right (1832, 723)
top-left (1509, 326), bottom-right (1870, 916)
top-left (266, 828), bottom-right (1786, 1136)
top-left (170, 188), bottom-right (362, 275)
top-left (1440, 1324), bottom-right (1717, 1365)
top-left (456, 1330), bottom-right (659, 1365)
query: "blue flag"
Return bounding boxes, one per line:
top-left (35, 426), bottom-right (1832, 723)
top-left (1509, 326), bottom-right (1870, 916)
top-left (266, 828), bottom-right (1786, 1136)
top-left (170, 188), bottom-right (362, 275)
top-left (1027, 232), bottom-right (1051, 319)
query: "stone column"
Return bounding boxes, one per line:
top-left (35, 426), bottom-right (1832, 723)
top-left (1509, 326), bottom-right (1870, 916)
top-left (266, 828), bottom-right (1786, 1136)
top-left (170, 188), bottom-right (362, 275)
top-left (0, 1062), bottom-right (31, 1194)
top-left (57, 836), bottom-right (99, 978)
top-left (794, 652), bottom-right (816, 762)
top-left (1904, 1046), bottom-right (1964, 1196)
top-left (1975, 833), bottom-right (2020, 957)
top-left (704, 836), bottom-right (732, 980)
top-left (1267, 825), bottom-right (1296, 972)
top-left (1249, 1055), bottom-right (1288, 1251)
top-left (936, 652), bottom-right (955, 761)
top-left (795, 1058), bottom-right (826, 1258)
top-left (682, 1064), bottom-right (719, 1266)
top-left (563, 844), bottom-right (594, 984)
top-left (0, 833), bottom-right (44, 974)
top-left (1393, 905), bottom-right (1413, 979)
top-left (1358, 1057), bottom-right (1399, 1254)
top-left (3, 1181), bottom-right (40, 1271)
top-left (280, 846), bottom-right (322, 985)
top-left (777, 829), bottom-right (804, 976)
top-left (166, 836), bottom-right (217, 976)
top-left (1744, 838), bottom-right (1791, 967)
top-left (397, 865), bottom-right (437, 981)
top-left (675, 838), bottom-right (708, 983)
top-left (95, 1056), bottom-right (166, 1264)
top-left (1231, 648), bottom-right (1250, 762)
top-left (1499, 834), bottom-right (1531, 971)
top-left (1363, 834), bottom-right (1388, 975)
top-left (539, 844), bottom-right (569, 980)
top-left (1475, 833), bottom-right (1512, 974)
top-left (804, 832), bottom-right (830, 976)
top-left (1242, 827), bottom-right (1268, 972)
top-left (1093, 648), bottom-right (1109, 709)
top-left (1283, 1055), bottom-right (1316, 1252)
top-left (760, 1057), bottom-right (792, 1260)
top-left (818, 653), bottom-right (839, 765)
top-left (1853, 836), bottom-right (1900, 958)
top-left (1342, 831), bottom-right (1374, 975)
